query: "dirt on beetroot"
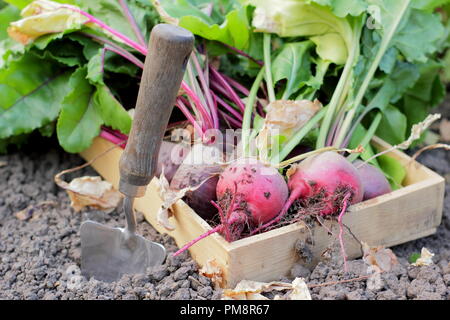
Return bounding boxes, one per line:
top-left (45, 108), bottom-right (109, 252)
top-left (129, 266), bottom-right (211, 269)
top-left (0, 114), bottom-right (449, 299)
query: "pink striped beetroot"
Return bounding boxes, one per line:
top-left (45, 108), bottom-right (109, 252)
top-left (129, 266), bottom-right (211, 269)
top-left (286, 151), bottom-right (364, 215)
top-left (251, 151), bottom-right (363, 235)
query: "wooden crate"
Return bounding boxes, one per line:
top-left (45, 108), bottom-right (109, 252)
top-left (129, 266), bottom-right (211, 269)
top-left (80, 136), bottom-right (445, 288)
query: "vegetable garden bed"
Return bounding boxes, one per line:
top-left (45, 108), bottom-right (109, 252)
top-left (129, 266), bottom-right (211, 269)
top-left (81, 136), bottom-right (445, 288)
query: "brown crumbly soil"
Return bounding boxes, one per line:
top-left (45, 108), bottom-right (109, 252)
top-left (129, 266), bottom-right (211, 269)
top-left (0, 106), bottom-right (449, 300)
top-left (0, 142), bottom-right (221, 300)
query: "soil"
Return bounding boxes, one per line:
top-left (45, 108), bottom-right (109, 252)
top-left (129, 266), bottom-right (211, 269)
top-left (0, 145), bottom-right (221, 300)
top-left (0, 110), bottom-right (449, 301)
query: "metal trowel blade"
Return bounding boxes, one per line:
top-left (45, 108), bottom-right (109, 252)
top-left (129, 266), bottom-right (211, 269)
top-left (80, 220), bottom-right (166, 282)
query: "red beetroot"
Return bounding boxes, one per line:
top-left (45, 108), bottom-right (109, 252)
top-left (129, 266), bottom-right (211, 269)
top-left (252, 151), bottom-right (363, 235)
top-left (250, 151), bottom-right (364, 272)
top-left (173, 158), bottom-right (289, 256)
top-left (286, 151), bottom-right (364, 215)
top-left (216, 158), bottom-right (289, 228)
top-left (353, 160), bottom-right (392, 201)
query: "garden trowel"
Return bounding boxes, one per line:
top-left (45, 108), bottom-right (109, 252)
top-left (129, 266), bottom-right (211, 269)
top-left (80, 24), bottom-right (194, 282)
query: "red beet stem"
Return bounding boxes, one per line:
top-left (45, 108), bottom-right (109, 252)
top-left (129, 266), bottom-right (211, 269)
top-left (338, 192), bottom-right (351, 272)
top-left (173, 225), bottom-right (223, 257)
top-left (173, 212), bottom-right (241, 257)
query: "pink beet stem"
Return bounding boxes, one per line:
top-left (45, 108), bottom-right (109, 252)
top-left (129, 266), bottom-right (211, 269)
top-left (173, 213), bottom-right (243, 257)
top-left (220, 72), bottom-right (251, 96)
top-left (209, 67), bottom-right (245, 113)
top-left (338, 193), bottom-right (351, 273)
top-left (191, 53), bottom-right (219, 130)
top-left (105, 45), bottom-right (144, 69)
top-left (62, 5), bottom-right (147, 55)
top-left (220, 111), bottom-right (242, 128)
top-left (103, 126), bottom-right (128, 140)
top-left (173, 225), bottom-right (223, 257)
top-left (99, 130), bottom-right (126, 146)
top-left (118, 0), bottom-right (146, 47)
top-left (221, 43), bottom-right (264, 66)
top-left (181, 81), bottom-right (214, 130)
top-left (81, 32), bottom-right (145, 69)
top-left (212, 92), bottom-right (243, 121)
top-left (175, 98), bottom-right (205, 138)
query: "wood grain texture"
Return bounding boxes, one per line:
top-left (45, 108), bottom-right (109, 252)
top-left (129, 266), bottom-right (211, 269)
top-left (119, 24), bottom-right (194, 192)
top-left (81, 136), bottom-right (445, 288)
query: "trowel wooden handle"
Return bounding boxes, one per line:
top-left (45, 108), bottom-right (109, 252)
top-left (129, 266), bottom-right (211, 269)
top-left (119, 24), bottom-right (194, 197)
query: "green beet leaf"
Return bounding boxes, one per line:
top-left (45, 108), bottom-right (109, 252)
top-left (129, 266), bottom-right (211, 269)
top-left (0, 3), bottom-right (23, 68)
top-left (2, 0), bottom-right (34, 9)
top-left (86, 45), bottom-right (140, 86)
top-left (157, 0), bottom-right (251, 50)
top-left (94, 84), bottom-right (132, 134)
top-left (103, 51), bottom-right (140, 76)
top-left (376, 152), bottom-right (407, 190)
top-left (271, 41), bottom-right (314, 100)
top-left (0, 54), bottom-right (71, 139)
top-left (347, 124), bottom-right (379, 167)
top-left (399, 60), bottom-right (446, 134)
top-left (31, 38), bottom-right (87, 67)
top-left (180, 8), bottom-right (250, 50)
top-left (77, 0), bottom-right (157, 46)
top-left (86, 47), bottom-right (104, 85)
top-left (375, 105), bottom-right (407, 145)
top-left (311, 0), bottom-right (368, 17)
top-left (393, 9), bottom-right (445, 63)
top-left (0, 4), bottom-right (19, 41)
top-left (3, 0), bottom-right (76, 9)
top-left (249, 0), bottom-right (357, 65)
top-left (67, 32), bottom-right (103, 60)
top-left (364, 61), bottom-right (420, 116)
top-left (57, 66), bottom-right (103, 153)
top-left (412, 0), bottom-right (450, 12)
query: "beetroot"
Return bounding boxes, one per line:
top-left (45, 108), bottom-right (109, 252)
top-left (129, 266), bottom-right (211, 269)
top-left (173, 158), bottom-right (289, 256)
top-left (216, 158), bottom-right (289, 229)
top-left (251, 151), bottom-right (363, 236)
top-left (286, 151), bottom-right (364, 215)
top-left (155, 141), bottom-right (189, 183)
top-left (353, 160), bottom-right (391, 201)
top-left (170, 143), bottom-right (223, 220)
top-left (250, 151), bottom-right (364, 271)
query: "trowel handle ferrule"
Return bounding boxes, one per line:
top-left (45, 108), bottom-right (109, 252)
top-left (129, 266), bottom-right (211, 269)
top-left (119, 24), bottom-right (194, 198)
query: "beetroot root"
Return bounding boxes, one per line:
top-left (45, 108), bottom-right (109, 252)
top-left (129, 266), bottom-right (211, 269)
top-left (353, 160), bottom-right (392, 201)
